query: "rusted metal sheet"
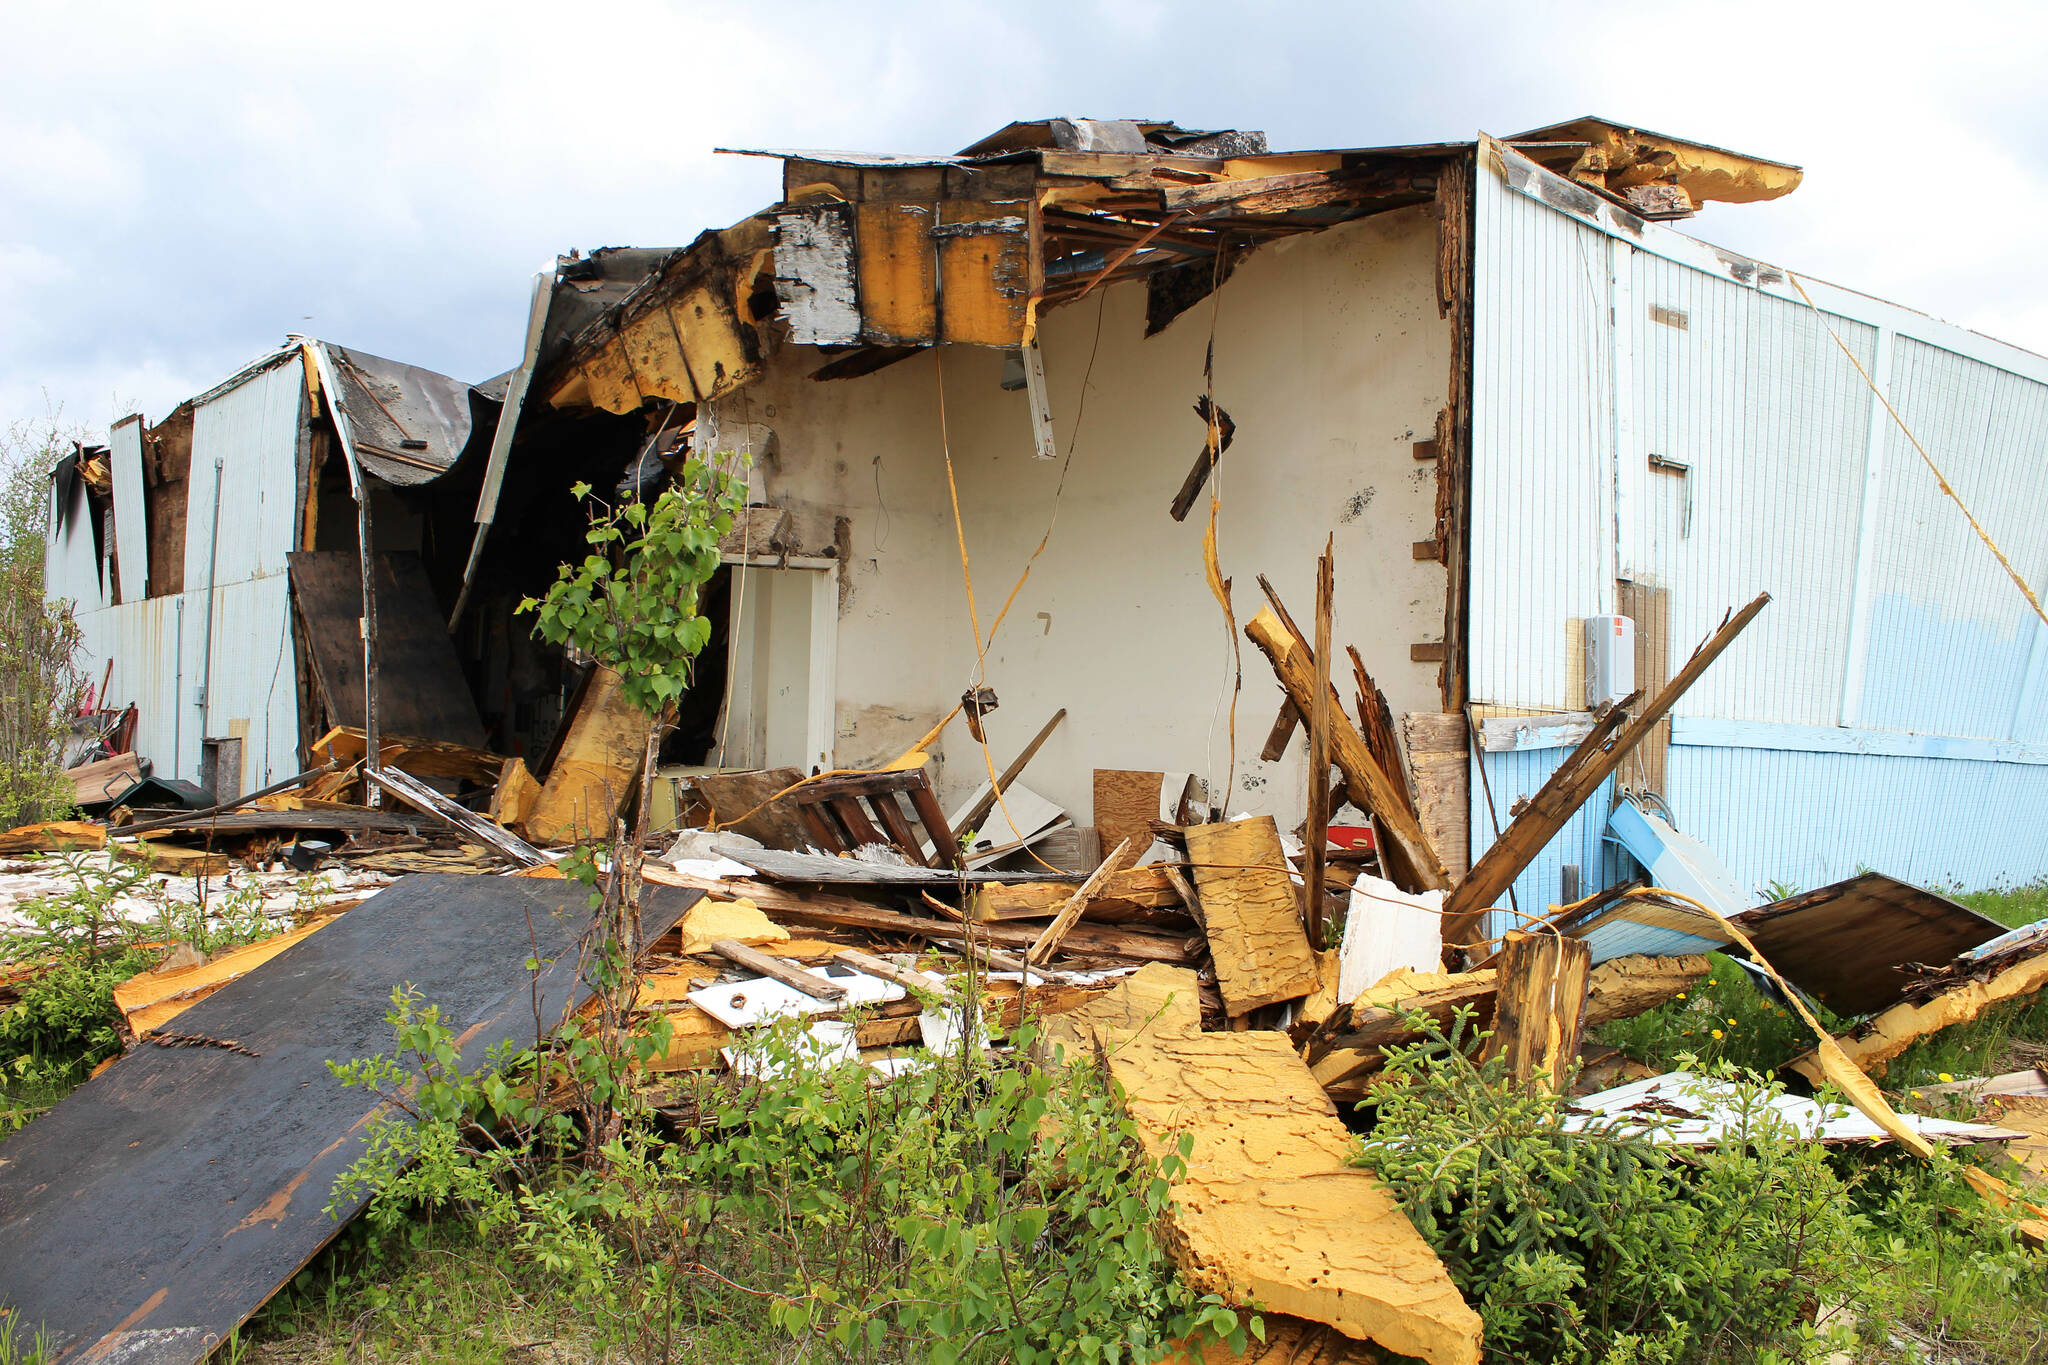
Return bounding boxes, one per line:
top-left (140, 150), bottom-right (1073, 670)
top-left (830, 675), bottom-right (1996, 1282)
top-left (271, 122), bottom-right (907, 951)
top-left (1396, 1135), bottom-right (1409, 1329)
top-left (0, 874), bottom-right (699, 1365)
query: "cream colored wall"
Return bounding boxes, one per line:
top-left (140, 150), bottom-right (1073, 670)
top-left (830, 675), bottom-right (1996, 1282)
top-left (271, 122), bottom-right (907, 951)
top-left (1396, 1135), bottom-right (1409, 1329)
top-left (711, 203), bottom-right (1452, 829)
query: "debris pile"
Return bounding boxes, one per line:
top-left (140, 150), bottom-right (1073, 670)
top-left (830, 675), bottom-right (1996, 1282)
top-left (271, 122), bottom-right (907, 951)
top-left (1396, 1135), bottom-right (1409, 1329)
top-left (8, 560), bottom-right (2048, 1365)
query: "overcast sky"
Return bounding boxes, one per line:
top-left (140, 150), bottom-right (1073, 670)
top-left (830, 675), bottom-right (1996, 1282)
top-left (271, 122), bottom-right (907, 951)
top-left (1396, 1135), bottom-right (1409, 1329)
top-left (6, 1), bottom-right (2043, 439)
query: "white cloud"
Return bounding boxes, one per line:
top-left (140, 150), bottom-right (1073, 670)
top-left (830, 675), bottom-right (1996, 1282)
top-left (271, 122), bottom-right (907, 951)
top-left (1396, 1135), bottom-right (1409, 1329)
top-left (4, 0), bottom-right (2045, 436)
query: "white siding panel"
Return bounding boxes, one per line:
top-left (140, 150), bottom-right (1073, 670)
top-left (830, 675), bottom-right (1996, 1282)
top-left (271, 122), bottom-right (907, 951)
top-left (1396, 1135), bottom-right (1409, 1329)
top-left (185, 358), bottom-right (305, 589)
top-left (46, 479), bottom-right (107, 614)
top-left (1470, 151), bottom-right (1614, 711)
top-left (108, 416), bottom-right (149, 604)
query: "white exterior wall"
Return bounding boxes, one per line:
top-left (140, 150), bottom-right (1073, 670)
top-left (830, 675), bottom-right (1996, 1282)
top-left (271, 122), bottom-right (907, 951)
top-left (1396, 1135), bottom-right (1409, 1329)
top-left (1470, 139), bottom-right (2048, 904)
top-left (713, 205), bottom-right (1453, 821)
top-left (62, 356), bottom-right (305, 789)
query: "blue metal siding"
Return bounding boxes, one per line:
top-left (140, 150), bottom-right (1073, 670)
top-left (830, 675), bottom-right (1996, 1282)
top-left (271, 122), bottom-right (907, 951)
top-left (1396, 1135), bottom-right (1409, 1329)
top-left (1470, 137), bottom-right (2048, 907)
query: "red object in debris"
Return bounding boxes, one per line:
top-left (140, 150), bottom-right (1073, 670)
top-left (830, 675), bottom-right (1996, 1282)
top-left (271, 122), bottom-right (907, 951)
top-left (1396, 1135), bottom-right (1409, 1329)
top-left (1326, 824), bottom-right (1376, 852)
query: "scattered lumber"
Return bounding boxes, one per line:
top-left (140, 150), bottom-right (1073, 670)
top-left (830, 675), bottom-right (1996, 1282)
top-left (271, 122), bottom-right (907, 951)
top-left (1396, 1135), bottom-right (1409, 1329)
top-left (1184, 817), bottom-right (1320, 1016)
top-left (113, 918), bottom-right (338, 1037)
top-left (1244, 605), bottom-right (1450, 894)
top-left (489, 757), bottom-right (542, 827)
top-left (971, 865), bottom-right (1184, 919)
top-left (66, 752), bottom-right (142, 808)
top-left (1028, 837), bottom-right (1138, 964)
top-left (1438, 593), bottom-right (1769, 955)
top-left (1303, 538), bottom-right (1335, 945)
top-left (717, 846), bottom-right (1052, 887)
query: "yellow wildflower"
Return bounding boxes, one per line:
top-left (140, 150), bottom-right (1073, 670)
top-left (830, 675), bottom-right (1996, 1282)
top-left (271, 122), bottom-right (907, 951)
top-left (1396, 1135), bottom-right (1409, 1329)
top-left (1711, 1029), bottom-right (1725, 1040)
top-left (1938, 1073), bottom-right (1955, 1083)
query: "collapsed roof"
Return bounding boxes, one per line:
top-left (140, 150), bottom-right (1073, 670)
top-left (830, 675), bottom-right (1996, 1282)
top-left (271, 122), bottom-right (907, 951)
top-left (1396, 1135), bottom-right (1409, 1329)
top-left (535, 115), bottom-right (1802, 418)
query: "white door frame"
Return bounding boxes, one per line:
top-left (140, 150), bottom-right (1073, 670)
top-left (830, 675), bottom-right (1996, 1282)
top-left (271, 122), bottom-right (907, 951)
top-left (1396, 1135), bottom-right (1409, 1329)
top-left (720, 553), bottom-right (838, 773)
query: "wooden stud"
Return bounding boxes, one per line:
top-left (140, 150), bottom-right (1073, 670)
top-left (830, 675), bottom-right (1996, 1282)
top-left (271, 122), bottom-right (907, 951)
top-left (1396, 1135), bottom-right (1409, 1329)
top-left (1028, 838), bottom-right (1138, 965)
top-left (1483, 931), bottom-right (1592, 1092)
top-left (1304, 537), bottom-right (1335, 948)
top-left (710, 939), bottom-right (849, 1002)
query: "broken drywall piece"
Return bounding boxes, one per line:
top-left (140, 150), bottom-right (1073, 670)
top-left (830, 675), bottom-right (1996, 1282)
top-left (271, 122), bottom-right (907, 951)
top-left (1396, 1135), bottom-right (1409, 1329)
top-left (685, 964), bottom-right (903, 1030)
top-left (1337, 873), bottom-right (1443, 1002)
top-left (1184, 817), bottom-right (1321, 1016)
top-left (1104, 1026), bottom-right (1481, 1365)
top-left (675, 897), bottom-right (790, 956)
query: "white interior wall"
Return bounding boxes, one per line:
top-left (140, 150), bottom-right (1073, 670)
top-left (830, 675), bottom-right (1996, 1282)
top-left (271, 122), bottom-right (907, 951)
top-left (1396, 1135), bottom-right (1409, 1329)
top-left (714, 205), bottom-right (1452, 822)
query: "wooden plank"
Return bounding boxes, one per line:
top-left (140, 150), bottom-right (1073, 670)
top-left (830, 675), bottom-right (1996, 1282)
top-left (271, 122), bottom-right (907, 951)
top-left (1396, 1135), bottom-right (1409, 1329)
top-left (709, 939), bottom-right (848, 1001)
top-left (523, 665), bottom-right (647, 845)
top-left (974, 866), bottom-right (1184, 919)
top-left (310, 727), bottom-right (505, 785)
top-left (0, 875), bottom-right (697, 1365)
top-left (1028, 838), bottom-right (1138, 964)
top-left (1483, 931), bottom-right (1592, 1092)
top-left (832, 947), bottom-right (953, 1000)
top-left (904, 772), bottom-right (958, 868)
top-left (1438, 593), bottom-right (1770, 951)
top-left (720, 846), bottom-right (1056, 886)
top-left (1401, 713), bottom-right (1471, 881)
top-left (67, 753), bottom-right (142, 808)
top-left (1166, 396), bottom-right (1236, 522)
top-left (286, 551), bottom-right (485, 748)
top-left (1304, 538), bottom-right (1335, 947)
top-left (869, 793), bottom-right (932, 867)
top-left (1616, 580), bottom-right (1672, 795)
top-left (954, 708), bottom-right (1067, 838)
top-left (643, 868), bottom-right (1197, 965)
top-left (489, 757), bottom-right (541, 828)
top-left (1258, 697), bottom-right (1301, 762)
top-left (1183, 817), bottom-right (1320, 1016)
top-left (1244, 607), bottom-right (1451, 893)
top-left (828, 795), bottom-right (887, 849)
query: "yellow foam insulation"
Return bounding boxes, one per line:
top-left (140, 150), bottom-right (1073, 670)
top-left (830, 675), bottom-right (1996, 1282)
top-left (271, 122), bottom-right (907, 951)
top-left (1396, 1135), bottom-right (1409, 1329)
top-left (1037, 961), bottom-right (1202, 1063)
top-left (1183, 818), bottom-right (1321, 1016)
top-left (1790, 948), bottom-right (2048, 1085)
top-left (676, 897), bottom-right (789, 956)
top-left (637, 1005), bottom-right (733, 1072)
top-left (1090, 970), bottom-right (1480, 1365)
top-left (1983, 1096), bottom-right (2048, 1182)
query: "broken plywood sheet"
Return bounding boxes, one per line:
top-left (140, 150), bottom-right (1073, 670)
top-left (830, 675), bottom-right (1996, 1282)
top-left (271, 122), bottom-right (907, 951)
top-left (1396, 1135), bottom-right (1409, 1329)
top-left (1105, 1026), bottom-right (1481, 1365)
top-left (524, 665), bottom-right (646, 844)
top-left (1790, 947), bottom-right (2048, 1084)
top-left (1981, 1095), bottom-right (2048, 1181)
top-left (1037, 961), bottom-right (1202, 1063)
top-left (1095, 769), bottom-right (1197, 865)
top-left (1730, 872), bottom-right (2011, 1017)
top-left (0, 874), bottom-right (698, 1365)
top-left (113, 917), bottom-right (337, 1037)
top-left (1184, 817), bottom-right (1320, 1016)
top-left (287, 551), bottom-right (485, 748)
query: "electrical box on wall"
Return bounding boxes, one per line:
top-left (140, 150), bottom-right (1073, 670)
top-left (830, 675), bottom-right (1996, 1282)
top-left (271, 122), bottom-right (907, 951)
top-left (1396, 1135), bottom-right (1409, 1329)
top-left (1585, 615), bottom-right (1635, 710)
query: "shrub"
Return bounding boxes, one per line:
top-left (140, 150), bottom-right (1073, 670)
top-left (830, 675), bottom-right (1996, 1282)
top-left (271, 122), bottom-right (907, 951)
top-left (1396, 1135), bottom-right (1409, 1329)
top-left (1357, 1011), bottom-right (1865, 1364)
top-left (0, 418), bottom-right (85, 831)
top-left (325, 993), bottom-right (1248, 1364)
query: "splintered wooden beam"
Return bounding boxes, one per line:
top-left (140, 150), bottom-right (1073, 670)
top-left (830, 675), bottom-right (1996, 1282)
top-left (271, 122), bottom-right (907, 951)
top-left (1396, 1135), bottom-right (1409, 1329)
top-left (1244, 606), bottom-right (1451, 894)
top-left (1303, 538), bottom-right (1335, 946)
top-left (1167, 396), bottom-right (1236, 522)
top-left (1483, 930), bottom-right (1592, 1092)
top-left (1437, 593), bottom-right (1771, 953)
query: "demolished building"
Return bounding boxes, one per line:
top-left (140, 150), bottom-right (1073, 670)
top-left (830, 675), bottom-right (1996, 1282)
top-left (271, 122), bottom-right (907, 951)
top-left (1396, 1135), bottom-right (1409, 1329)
top-left (44, 114), bottom-right (2048, 929)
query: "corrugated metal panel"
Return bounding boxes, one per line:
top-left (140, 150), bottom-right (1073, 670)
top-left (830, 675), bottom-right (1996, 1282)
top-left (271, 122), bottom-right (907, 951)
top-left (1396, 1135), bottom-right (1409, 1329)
top-left (186, 357), bottom-right (306, 588)
top-left (71, 573), bottom-right (297, 787)
top-left (1469, 146), bottom-right (1614, 712)
top-left (1470, 138), bottom-right (2048, 903)
top-left (45, 478), bottom-right (106, 613)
